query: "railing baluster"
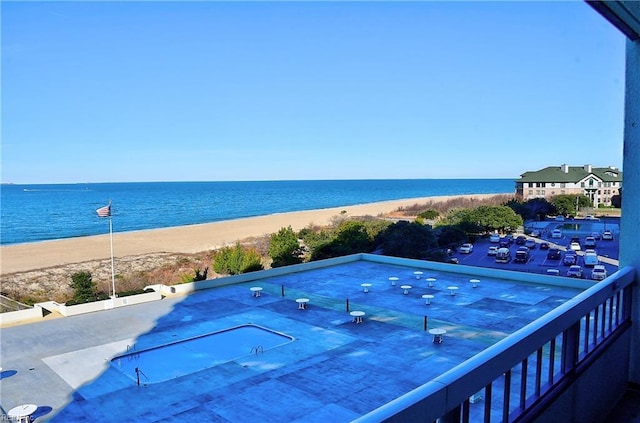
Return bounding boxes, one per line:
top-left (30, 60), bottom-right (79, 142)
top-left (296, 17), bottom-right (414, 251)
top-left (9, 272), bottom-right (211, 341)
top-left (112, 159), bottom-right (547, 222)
top-left (600, 301), bottom-right (607, 339)
top-left (583, 311), bottom-right (591, 355)
top-left (484, 383), bottom-right (492, 423)
top-left (593, 306), bottom-right (600, 344)
top-left (535, 347), bottom-right (542, 397)
top-left (503, 370), bottom-right (511, 422)
top-left (608, 296), bottom-right (614, 332)
top-left (548, 337), bottom-right (556, 385)
top-left (520, 357), bottom-right (528, 410)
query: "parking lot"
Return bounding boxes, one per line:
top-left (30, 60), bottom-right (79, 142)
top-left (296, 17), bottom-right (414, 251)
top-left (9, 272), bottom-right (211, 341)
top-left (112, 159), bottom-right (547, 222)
top-left (451, 216), bottom-right (620, 280)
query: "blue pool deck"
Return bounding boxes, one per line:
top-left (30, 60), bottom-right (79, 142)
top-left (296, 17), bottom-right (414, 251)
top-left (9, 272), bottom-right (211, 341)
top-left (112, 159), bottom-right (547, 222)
top-left (0, 257), bottom-right (589, 422)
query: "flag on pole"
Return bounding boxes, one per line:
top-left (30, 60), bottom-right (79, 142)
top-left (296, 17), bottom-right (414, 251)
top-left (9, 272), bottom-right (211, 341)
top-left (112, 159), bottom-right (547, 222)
top-left (96, 204), bottom-right (111, 217)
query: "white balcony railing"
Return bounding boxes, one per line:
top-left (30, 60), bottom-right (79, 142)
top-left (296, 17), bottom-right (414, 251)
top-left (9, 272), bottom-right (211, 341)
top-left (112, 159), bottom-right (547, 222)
top-left (354, 266), bottom-right (635, 423)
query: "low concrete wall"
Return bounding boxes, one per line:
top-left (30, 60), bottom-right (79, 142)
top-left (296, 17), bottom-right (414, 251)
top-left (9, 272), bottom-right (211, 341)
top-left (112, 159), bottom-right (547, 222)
top-left (56, 291), bottom-right (163, 316)
top-left (0, 306), bottom-right (44, 326)
top-left (160, 255), bottom-right (360, 296)
top-left (361, 253), bottom-right (594, 289)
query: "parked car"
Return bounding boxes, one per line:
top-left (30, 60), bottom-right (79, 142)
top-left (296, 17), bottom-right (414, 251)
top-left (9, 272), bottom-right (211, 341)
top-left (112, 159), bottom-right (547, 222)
top-left (547, 248), bottom-right (561, 260)
top-left (590, 232), bottom-right (602, 240)
top-left (567, 265), bottom-right (583, 278)
top-left (525, 239), bottom-right (536, 249)
top-left (546, 269), bottom-right (560, 276)
top-left (489, 233), bottom-right (500, 243)
top-left (515, 235), bottom-right (527, 245)
top-left (499, 237), bottom-right (512, 247)
top-left (540, 242), bottom-right (550, 250)
top-left (487, 246), bottom-right (499, 256)
top-left (495, 248), bottom-right (511, 263)
top-left (569, 241), bottom-right (581, 251)
top-left (602, 231), bottom-right (613, 240)
top-left (584, 215), bottom-right (599, 220)
top-left (584, 236), bottom-right (597, 249)
top-left (459, 243), bottom-right (474, 254)
top-left (563, 254), bottom-right (577, 266)
top-left (591, 265), bottom-right (608, 281)
top-left (530, 229), bottom-right (541, 237)
top-left (514, 246), bottom-right (530, 263)
top-left (551, 229), bottom-right (562, 239)
top-left (555, 215), bottom-right (565, 221)
top-left (584, 251), bottom-right (599, 267)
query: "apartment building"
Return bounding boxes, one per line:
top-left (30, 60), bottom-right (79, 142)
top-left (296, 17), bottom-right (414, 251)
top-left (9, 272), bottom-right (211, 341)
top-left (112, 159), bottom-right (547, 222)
top-left (515, 163), bottom-right (623, 207)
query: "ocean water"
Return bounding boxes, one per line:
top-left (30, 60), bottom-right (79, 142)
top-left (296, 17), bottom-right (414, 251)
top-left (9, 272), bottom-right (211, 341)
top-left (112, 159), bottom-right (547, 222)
top-left (0, 179), bottom-right (514, 245)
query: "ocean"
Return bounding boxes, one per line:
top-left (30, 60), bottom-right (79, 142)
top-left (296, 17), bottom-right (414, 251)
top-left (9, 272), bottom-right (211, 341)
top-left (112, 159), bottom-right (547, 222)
top-left (0, 179), bottom-right (514, 245)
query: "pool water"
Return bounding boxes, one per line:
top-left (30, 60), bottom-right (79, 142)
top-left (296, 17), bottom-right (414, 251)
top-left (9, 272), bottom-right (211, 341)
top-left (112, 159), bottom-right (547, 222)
top-left (110, 324), bottom-right (294, 384)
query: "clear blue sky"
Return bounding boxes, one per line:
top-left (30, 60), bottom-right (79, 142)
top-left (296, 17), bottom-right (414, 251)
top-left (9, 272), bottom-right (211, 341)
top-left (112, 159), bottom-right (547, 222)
top-left (1, 1), bottom-right (626, 184)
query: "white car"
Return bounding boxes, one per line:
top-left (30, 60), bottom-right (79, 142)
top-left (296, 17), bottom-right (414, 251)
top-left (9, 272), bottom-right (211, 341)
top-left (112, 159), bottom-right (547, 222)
top-left (584, 236), bottom-right (597, 248)
top-left (487, 246), bottom-right (499, 256)
top-left (489, 234), bottom-right (500, 243)
top-left (555, 215), bottom-right (565, 221)
top-left (569, 241), bottom-right (581, 251)
top-left (591, 265), bottom-right (607, 281)
top-left (567, 265), bottom-right (583, 278)
top-left (459, 243), bottom-right (474, 254)
top-left (602, 231), bottom-right (613, 240)
top-left (551, 229), bottom-right (562, 239)
top-left (584, 215), bottom-right (599, 221)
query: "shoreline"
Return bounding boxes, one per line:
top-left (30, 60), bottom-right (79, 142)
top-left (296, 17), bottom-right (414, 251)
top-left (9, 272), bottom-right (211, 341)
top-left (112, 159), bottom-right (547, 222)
top-left (1, 193), bottom-right (510, 274)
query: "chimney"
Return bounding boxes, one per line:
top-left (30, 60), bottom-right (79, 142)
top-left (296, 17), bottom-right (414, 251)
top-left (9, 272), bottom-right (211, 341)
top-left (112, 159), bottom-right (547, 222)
top-left (584, 164), bottom-right (592, 173)
top-left (561, 164), bottom-right (569, 173)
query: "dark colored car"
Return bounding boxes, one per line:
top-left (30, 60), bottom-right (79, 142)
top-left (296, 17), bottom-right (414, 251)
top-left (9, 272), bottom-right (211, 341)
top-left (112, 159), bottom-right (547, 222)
top-left (540, 242), bottom-right (550, 250)
top-left (515, 235), bottom-right (527, 245)
top-left (547, 248), bottom-right (561, 260)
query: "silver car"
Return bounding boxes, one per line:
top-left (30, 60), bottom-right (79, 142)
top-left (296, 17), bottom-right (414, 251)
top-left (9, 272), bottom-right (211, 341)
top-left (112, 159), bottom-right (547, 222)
top-left (591, 265), bottom-right (607, 281)
top-left (567, 265), bottom-right (583, 278)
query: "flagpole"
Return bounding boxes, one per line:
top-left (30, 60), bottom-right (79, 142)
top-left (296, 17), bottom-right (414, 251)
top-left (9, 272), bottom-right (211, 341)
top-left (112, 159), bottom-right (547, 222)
top-left (109, 215), bottom-right (116, 298)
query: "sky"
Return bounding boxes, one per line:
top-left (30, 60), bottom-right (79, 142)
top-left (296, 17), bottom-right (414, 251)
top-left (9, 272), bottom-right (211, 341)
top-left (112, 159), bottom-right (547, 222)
top-left (1, 1), bottom-right (627, 184)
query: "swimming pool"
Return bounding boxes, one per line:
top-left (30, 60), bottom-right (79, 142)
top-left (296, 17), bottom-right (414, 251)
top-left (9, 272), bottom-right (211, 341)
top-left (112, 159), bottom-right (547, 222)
top-left (110, 324), bottom-right (294, 384)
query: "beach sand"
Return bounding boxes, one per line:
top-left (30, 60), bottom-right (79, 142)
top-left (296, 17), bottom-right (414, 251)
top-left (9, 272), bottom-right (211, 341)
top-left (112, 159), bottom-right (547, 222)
top-left (1, 193), bottom-right (509, 275)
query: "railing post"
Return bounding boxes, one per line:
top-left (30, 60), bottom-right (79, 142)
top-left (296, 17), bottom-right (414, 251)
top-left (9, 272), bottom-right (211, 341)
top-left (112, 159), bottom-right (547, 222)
top-left (561, 322), bottom-right (580, 375)
top-left (439, 405), bottom-right (461, 423)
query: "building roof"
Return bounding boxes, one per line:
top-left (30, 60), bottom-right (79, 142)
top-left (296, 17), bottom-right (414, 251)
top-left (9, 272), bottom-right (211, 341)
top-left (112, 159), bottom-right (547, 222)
top-left (517, 165), bottom-right (623, 184)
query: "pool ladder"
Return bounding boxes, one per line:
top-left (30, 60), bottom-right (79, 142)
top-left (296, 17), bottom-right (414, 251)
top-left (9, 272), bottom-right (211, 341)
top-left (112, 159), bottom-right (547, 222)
top-left (250, 345), bottom-right (264, 355)
top-left (134, 367), bottom-right (149, 386)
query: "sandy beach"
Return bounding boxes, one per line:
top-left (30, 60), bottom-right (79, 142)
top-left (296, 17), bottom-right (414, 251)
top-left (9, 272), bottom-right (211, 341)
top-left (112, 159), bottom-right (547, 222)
top-left (1, 193), bottom-right (508, 275)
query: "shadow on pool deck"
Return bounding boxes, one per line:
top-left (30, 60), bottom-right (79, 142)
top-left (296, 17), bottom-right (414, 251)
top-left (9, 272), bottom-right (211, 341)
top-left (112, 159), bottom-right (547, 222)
top-left (0, 259), bottom-right (587, 422)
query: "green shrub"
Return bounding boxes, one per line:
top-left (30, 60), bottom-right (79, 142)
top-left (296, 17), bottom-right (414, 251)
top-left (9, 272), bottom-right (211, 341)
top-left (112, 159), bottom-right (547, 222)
top-left (418, 209), bottom-right (439, 220)
top-left (213, 242), bottom-right (263, 275)
top-left (269, 226), bottom-right (304, 268)
top-left (69, 271), bottom-right (97, 303)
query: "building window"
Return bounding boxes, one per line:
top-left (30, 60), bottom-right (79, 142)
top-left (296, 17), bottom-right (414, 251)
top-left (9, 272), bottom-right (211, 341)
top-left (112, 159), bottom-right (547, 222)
top-left (560, 183), bottom-right (566, 188)
top-left (581, 182), bottom-right (585, 188)
top-left (529, 190), bottom-right (533, 195)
